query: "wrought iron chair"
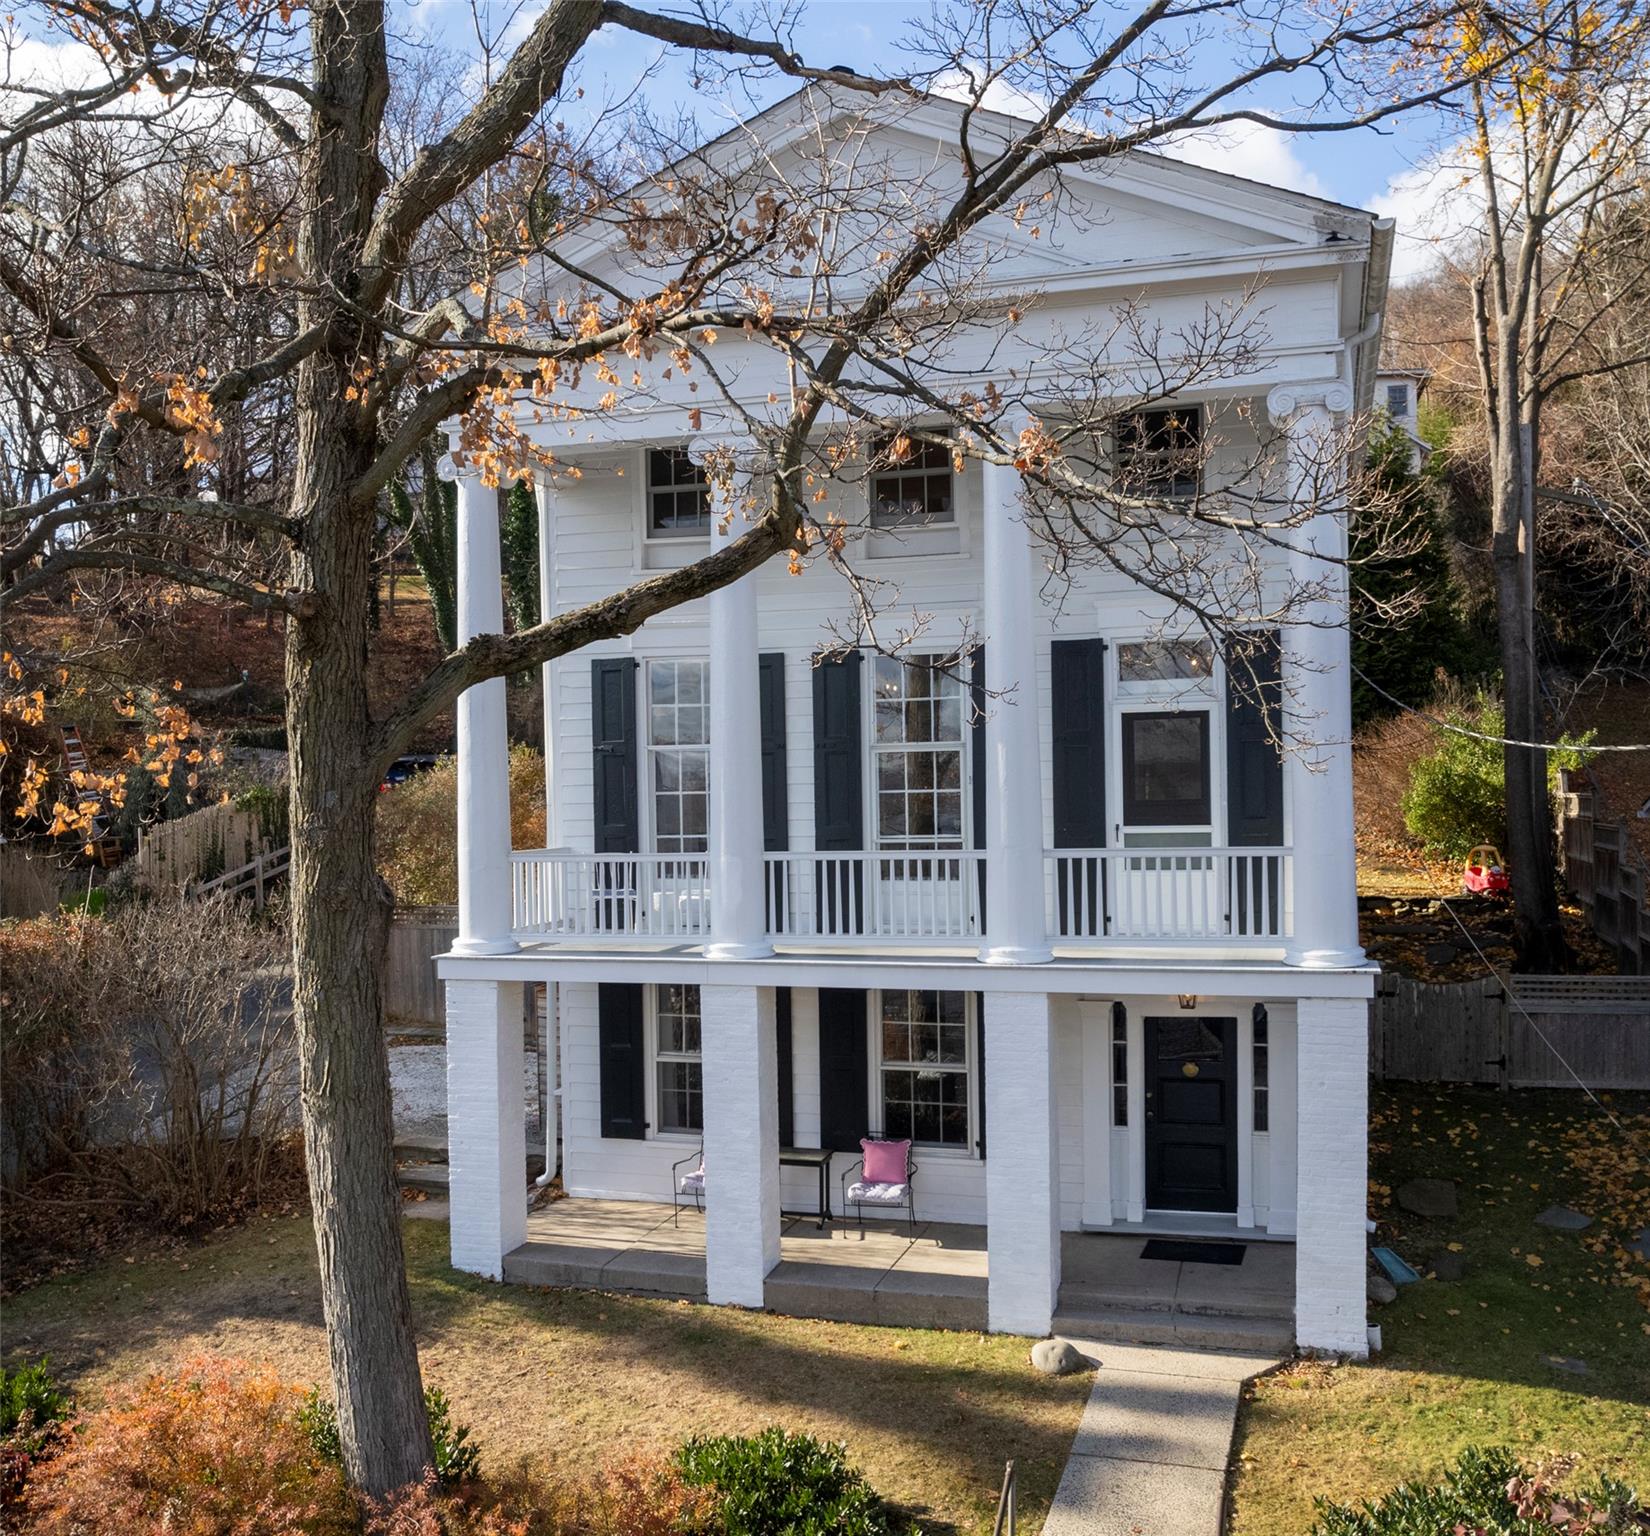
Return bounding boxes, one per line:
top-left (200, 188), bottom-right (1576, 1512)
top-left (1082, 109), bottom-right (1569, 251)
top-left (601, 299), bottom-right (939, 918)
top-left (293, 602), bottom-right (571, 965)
top-left (839, 1140), bottom-right (919, 1233)
top-left (670, 1145), bottom-right (705, 1228)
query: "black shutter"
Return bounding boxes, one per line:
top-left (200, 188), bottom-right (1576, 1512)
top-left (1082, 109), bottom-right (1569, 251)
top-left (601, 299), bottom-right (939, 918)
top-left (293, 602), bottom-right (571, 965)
top-left (775, 988), bottom-right (794, 1149)
top-left (813, 652), bottom-right (863, 849)
top-left (591, 657), bottom-right (639, 853)
top-left (1051, 638), bottom-right (1107, 935)
top-left (760, 654), bottom-right (788, 931)
top-left (974, 993), bottom-right (986, 1160)
top-left (817, 987), bottom-right (869, 1152)
top-left (812, 653), bottom-right (863, 934)
top-left (1225, 631), bottom-right (1284, 845)
top-left (1225, 631), bottom-right (1284, 935)
top-left (597, 983), bottom-right (646, 1139)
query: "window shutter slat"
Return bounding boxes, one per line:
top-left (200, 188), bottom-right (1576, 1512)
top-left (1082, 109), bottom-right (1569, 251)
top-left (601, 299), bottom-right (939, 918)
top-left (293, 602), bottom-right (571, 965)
top-left (598, 983), bottom-right (646, 1140)
top-left (817, 988), bottom-right (869, 1152)
top-left (812, 653), bottom-right (863, 851)
top-left (591, 658), bottom-right (639, 853)
top-left (758, 654), bottom-right (789, 852)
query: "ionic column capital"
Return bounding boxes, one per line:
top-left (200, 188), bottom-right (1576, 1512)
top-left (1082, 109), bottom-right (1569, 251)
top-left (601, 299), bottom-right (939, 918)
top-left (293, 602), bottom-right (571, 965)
top-left (1266, 381), bottom-right (1354, 425)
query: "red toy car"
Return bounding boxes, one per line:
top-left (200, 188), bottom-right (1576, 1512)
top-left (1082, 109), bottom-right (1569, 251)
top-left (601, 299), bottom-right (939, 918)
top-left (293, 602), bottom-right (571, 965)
top-left (1461, 844), bottom-right (1510, 896)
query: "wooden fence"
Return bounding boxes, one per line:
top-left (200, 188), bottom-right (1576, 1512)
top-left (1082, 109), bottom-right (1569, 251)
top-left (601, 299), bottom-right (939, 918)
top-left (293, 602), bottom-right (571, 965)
top-left (1372, 973), bottom-right (1650, 1089)
top-left (132, 802), bottom-right (266, 894)
top-left (384, 909), bottom-right (457, 1026)
top-left (1557, 770), bottom-right (1650, 975)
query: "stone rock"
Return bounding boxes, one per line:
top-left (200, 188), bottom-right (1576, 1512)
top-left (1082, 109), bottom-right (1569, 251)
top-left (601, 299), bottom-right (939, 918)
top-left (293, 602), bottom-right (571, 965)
top-left (1428, 1250), bottom-right (1467, 1282)
top-left (1424, 942), bottom-right (1458, 966)
top-left (1546, 1355), bottom-right (1590, 1376)
top-left (1396, 1178), bottom-right (1458, 1219)
top-left (1030, 1339), bottom-right (1088, 1376)
top-left (1368, 1274), bottom-right (1398, 1305)
top-left (1534, 1205), bottom-right (1593, 1232)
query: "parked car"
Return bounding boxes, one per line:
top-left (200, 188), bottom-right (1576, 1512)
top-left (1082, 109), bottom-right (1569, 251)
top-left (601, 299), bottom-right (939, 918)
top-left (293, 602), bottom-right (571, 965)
top-left (379, 754), bottom-right (444, 792)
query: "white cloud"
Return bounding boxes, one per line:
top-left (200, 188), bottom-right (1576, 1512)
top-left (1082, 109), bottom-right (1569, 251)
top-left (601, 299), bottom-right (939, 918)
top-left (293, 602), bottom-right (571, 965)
top-left (1371, 143), bottom-right (1485, 283)
top-left (1156, 121), bottom-right (1328, 200)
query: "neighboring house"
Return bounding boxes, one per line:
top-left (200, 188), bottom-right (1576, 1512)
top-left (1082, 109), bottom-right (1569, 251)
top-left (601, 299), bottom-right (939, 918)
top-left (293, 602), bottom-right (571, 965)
top-left (437, 88), bottom-right (1384, 1358)
top-left (1375, 368), bottom-right (1433, 471)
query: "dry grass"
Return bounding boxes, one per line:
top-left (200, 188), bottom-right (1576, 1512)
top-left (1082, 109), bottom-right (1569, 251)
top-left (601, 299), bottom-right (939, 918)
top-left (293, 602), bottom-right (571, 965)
top-left (0, 1217), bottom-right (1087, 1535)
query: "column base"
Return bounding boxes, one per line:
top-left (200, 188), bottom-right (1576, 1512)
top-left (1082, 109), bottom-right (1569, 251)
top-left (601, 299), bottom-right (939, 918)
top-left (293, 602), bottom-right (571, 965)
top-left (451, 936), bottom-right (521, 956)
top-left (705, 939), bottom-right (775, 961)
top-left (1285, 943), bottom-right (1368, 969)
top-left (980, 943), bottom-right (1054, 966)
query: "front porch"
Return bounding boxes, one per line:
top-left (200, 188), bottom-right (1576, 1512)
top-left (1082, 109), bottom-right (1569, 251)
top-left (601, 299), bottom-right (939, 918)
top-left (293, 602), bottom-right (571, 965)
top-left (501, 1198), bottom-right (1295, 1348)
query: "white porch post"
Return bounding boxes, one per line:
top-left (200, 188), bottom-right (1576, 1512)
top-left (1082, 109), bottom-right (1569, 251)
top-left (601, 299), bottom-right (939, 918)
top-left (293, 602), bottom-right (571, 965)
top-left (985, 990), bottom-right (1060, 1334)
top-left (446, 978), bottom-right (528, 1277)
top-left (1268, 385), bottom-right (1365, 970)
top-left (701, 983), bottom-right (782, 1305)
top-left (705, 462), bottom-right (772, 959)
top-left (453, 463), bottom-right (517, 954)
top-left (536, 478), bottom-right (559, 847)
top-left (980, 454), bottom-right (1052, 965)
top-left (1294, 996), bottom-right (1369, 1355)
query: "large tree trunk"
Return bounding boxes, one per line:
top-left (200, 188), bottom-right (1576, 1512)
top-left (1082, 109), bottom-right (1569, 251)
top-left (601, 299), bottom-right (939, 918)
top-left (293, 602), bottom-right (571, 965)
top-left (282, 0), bottom-right (433, 1497)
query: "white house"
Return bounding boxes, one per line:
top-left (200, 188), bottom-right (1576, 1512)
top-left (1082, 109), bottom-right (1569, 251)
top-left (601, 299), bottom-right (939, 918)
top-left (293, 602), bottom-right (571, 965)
top-left (1375, 368), bottom-right (1433, 471)
top-left (436, 87), bottom-right (1384, 1357)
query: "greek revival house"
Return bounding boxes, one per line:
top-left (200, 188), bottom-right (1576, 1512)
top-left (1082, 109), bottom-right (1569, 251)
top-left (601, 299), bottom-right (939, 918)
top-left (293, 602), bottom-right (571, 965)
top-left (436, 87), bottom-right (1385, 1357)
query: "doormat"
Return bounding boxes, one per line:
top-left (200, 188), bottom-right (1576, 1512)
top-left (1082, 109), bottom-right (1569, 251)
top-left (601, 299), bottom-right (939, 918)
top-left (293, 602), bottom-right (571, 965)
top-left (1140, 1239), bottom-right (1245, 1266)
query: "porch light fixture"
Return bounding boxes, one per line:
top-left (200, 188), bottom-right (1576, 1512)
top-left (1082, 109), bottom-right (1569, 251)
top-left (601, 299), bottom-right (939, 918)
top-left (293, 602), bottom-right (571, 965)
top-left (1178, 994), bottom-right (1198, 1010)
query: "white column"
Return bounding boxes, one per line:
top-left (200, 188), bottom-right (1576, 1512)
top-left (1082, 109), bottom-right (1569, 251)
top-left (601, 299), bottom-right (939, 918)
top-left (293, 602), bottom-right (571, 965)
top-left (1268, 385), bottom-right (1365, 969)
top-left (980, 456), bottom-right (1052, 965)
top-left (701, 983), bottom-right (781, 1306)
top-left (446, 978), bottom-right (528, 1277)
top-left (1294, 996), bottom-right (1369, 1356)
top-left (705, 467), bottom-right (772, 959)
top-left (985, 991), bottom-right (1060, 1334)
top-left (536, 479), bottom-right (559, 847)
top-left (453, 465), bottom-right (517, 954)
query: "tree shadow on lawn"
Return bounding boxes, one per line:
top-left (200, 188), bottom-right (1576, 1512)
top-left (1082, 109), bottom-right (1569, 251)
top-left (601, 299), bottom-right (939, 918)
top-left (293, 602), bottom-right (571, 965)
top-left (0, 1214), bottom-right (1086, 1534)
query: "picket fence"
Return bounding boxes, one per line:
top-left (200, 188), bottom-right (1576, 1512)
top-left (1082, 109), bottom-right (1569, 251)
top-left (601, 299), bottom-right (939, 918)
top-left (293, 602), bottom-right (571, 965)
top-left (1557, 770), bottom-right (1650, 975)
top-left (132, 802), bottom-right (266, 894)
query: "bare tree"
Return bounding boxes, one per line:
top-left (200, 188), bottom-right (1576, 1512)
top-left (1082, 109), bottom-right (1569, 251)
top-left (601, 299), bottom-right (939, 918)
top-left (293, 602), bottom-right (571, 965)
top-left (3, 0), bottom-right (1464, 1493)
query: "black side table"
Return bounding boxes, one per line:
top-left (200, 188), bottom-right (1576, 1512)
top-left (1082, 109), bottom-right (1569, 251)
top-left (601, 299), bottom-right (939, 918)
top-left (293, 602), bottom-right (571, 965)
top-left (778, 1146), bottom-right (833, 1229)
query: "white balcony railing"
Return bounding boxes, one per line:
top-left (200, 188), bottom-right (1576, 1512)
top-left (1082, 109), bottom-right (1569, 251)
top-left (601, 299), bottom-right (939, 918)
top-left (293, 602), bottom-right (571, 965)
top-left (511, 851), bottom-right (710, 940)
top-left (508, 847), bottom-right (1290, 948)
top-left (1046, 848), bottom-right (1291, 943)
top-left (763, 851), bottom-right (984, 945)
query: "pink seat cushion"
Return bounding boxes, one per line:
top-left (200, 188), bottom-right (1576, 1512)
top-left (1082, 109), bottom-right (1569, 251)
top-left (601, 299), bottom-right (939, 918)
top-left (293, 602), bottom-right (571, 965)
top-left (861, 1138), bottom-right (910, 1184)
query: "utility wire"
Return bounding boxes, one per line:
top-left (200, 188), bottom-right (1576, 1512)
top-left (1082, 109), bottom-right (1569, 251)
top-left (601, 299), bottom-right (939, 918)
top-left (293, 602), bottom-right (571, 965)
top-left (1351, 666), bottom-right (1650, 753)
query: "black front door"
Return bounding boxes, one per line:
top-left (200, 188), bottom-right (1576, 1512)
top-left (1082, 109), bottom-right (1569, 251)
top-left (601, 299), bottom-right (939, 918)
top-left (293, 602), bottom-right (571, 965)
top-left (1144, 1016), bottom-right (1238, 1213)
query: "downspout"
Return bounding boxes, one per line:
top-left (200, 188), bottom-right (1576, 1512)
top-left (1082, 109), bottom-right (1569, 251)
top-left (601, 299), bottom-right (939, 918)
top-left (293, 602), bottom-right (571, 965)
top-left (1346, 217), bottom-right (1396, 441)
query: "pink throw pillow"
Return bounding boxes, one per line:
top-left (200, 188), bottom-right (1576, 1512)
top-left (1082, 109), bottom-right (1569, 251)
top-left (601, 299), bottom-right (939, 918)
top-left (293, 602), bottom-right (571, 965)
top-left (861, 1138), bottom-right (909, 1184)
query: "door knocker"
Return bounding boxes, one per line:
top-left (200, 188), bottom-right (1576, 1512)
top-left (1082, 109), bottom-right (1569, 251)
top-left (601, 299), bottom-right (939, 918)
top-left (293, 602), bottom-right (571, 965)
top-left (1181, 1061), bottom-right (1200, 1078)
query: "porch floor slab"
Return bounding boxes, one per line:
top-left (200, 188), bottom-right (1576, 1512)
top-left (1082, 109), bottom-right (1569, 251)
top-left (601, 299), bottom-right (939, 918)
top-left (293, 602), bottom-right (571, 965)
top-left (502, 1199), bottom-right (1294, 1346)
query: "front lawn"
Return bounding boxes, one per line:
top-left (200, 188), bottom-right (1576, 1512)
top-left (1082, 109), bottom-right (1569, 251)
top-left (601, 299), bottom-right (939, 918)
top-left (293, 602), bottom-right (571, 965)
top-left (1229, 1084), bottom-right (1650, 1534)
top-left (1, 1215), bottom-right (1086, 1534)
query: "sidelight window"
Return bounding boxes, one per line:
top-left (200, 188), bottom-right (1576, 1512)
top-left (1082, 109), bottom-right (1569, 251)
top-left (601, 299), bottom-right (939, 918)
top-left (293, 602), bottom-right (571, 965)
top-left (1111, 1001), bottom-right (1129, 1127)
top-left (1252, 1004), bottom-right (1269, 1133)
top-left (877, 989), bottom-right (972, 1149)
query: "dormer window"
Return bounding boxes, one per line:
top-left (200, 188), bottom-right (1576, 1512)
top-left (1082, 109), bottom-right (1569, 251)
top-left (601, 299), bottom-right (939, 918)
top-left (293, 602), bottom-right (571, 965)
top-left (1385, 383), bottom-right (1410, 418)
top-left (647, 448), bottom-right (711, 538)
top-left (870, 434), bottom-right (955, 528)
top-left (1115, 406), bottom-right (1203, 499)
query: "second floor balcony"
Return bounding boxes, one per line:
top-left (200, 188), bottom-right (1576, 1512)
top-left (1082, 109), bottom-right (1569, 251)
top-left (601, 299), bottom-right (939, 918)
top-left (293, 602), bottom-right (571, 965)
top-left (509, 844), bottom-right (1292, 955)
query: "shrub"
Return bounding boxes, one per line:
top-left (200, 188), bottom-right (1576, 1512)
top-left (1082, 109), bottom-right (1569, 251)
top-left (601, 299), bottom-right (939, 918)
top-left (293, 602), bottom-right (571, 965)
top-left (377, 746), bottom-right (545, 907)
top-left (674, 1427), bottom-right (906, 1536)
top-left (1400, 690), bottom-right (1592, 861)
top-left (1312, 1445), bottom-right (1642, 1534)
top-left (299, 1385), bottom-right (480, 1488)
top-left (24, 1355), bottom-right (354, 1536)
top-left (0, 1359), bottom-right (72, 1507)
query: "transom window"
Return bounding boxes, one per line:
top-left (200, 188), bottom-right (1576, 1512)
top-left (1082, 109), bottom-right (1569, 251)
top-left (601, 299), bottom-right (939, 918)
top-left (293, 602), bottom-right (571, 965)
top-left (647, 659), bottom-right (708, 854)
top-left (870, 434), bottom-right (955, 527)
top-left (1121, 710), bottom-right (1211, 829)
top-left (1117, 640), bottom-right (1214, 685)
top-left (654, 984), bottom-right (702, 1134)
top-left (1114, 406), bottom-right (1203, 499)
top-left (647, 448), bottom-right (711, 538)
top-left (878, 989), bottom-right (972, 1149)
top-left (871, 655), bottom-right (966, 850)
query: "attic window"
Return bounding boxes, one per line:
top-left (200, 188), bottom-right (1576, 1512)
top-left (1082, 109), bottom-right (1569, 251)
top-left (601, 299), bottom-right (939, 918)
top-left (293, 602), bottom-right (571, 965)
top-left (870, 434), bottom-right (955, 528)
top-left (647, 448), bottom-right (711, 538)
top-left (1115, 406), bottom-right (1203, 499)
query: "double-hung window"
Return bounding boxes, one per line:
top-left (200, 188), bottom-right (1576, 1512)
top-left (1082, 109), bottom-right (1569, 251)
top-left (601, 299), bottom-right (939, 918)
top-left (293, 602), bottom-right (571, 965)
top-left (654, 984), bottom-right (702, 1134)
top-left (647, 659), bottom-right (709, 855)
top-left (647, 448), bottom-right (711, 538)
top-left (871, 655), bottom-right (966, 851)
top-left (870, 434), bottom-right (955, 527)
top-left (1115, 406), bottom-right (1203, 499)
top-left (877, 989), bottom-right (972, 1149)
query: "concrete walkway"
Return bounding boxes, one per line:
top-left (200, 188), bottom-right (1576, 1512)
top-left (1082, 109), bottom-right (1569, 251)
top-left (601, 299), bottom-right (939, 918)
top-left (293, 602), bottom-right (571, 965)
top-left (1041, 1340), bottom-right (1280, 1536)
